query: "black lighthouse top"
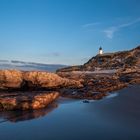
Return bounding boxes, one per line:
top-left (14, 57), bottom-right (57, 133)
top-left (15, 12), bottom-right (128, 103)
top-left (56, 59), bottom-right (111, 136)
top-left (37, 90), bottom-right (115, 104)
top-left (99, 46), bottom-right (102, 50)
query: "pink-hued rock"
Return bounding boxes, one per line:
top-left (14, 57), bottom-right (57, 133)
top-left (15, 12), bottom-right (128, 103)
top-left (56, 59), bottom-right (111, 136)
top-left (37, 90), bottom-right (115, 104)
top-left (0, 70), bottom-right (83, 90)
top-left (0, 70), bottom-right (23, 89)
top-left (23, 71), bottom-right (83, 89)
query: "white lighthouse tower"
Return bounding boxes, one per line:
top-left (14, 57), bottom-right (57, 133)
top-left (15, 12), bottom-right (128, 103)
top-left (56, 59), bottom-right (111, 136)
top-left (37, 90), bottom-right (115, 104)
top-left (99, 46), bottom-right (103, 55)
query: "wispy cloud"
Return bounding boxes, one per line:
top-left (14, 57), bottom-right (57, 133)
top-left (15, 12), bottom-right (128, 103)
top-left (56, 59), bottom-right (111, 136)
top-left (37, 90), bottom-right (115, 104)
top-left (103, 17), bottom-right (140, 39)
top-left (42, 52), bottom-right (61, 57)
top-left (50, 52), bottom-right (60, 57)
top-left (103, 27), bottom-right (117, 39)
top-left (82, 22), bottom-right (100, 28)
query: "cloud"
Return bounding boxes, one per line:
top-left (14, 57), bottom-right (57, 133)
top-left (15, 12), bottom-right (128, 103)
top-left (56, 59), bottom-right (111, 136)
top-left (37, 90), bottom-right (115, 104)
top-left (103, 17), bottom-right (140, 39)
top-left (42, 52), bottom-right (61, 57)
top-left (50, 52), bottom-right (60, 57)
top-left (82, 22), bottom-right (100, 28)
top-left (103, 27), bottom-right (118, 39)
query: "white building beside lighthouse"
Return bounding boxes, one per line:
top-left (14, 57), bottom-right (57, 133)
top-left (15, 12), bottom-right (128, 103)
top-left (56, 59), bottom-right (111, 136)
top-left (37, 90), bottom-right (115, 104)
top-left (99, 46), bottom-right (103, 55)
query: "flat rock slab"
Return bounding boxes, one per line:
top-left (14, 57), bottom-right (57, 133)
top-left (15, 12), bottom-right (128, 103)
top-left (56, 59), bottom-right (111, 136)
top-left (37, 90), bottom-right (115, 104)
top-left (0, 91), bottom-right (59, 111)
top-left (0, 70), bottom-right (82, 90)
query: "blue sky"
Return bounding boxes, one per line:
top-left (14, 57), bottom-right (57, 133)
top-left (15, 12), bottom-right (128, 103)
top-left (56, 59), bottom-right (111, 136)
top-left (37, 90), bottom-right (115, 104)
top-left (0, 0), bottom-right (140, 65)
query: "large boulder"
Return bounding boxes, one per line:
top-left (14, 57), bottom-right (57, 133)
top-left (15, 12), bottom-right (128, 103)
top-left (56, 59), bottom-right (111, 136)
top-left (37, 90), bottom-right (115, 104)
top-left (23, 71), bottom-right (82, 89)
top-left (0, 70), bottom-right (23, 90)
top-left (0, 70), bottom-right (82, 90)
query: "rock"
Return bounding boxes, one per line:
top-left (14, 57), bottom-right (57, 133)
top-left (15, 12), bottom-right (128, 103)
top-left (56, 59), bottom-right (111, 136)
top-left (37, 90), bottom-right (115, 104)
top-left (0, 91), bottom-right (59, 111)
top-left (83, 100), bottom-right (89, 103)
top-left (57, 45), bottom-right (140, 72)
top-left (56, 45), bottom-right (140, 99)
top-left (23, 71), bottom-right (83, 89)
top-left (0, 46), bottom-right (140, 103)
top-left (60, 88), bottom-right (108, 100)
top-left (57, 70), bottom-right (130, 99)
top-left (0, 70), bottom-right (23, 90)
top-left (0, 70), bottom-right (83, 91)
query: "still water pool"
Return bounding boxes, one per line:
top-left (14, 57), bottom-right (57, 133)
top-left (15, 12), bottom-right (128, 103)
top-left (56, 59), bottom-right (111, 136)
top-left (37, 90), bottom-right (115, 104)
top-left (0, 85), bottom-right (140, 140)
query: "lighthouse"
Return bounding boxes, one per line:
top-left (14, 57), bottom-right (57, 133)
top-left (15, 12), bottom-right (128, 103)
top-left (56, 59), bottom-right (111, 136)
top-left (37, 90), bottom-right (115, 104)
top-left (99, 46), bottom-right (103, 55)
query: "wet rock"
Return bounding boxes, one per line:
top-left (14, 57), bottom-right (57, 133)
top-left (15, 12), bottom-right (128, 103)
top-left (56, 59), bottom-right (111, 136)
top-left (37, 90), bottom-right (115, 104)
top-left (0, 91), bottom-right (59, 111)
top-left (83, 100), bottom-right (89, 103)
top-left (60, 88), bottom-right (108, 100)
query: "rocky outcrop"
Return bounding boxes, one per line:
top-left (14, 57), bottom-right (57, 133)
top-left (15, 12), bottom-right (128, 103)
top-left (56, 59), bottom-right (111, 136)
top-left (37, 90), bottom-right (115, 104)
top-left (117, 67), bottom-right (140, 84)
top-left (57, 46), bottom-right (140, 72)
top-left (58, 72), bottom-right (128, 99)
top-left (0, 46), bottom-right (140, 111)
top-left (0, 91), bottom-right (59, 111)
top-left (23, 71), bottom-right (82, 89)
top-left (56, 46), bottom-right (140, 99)
top-left (0, 70), bottom-right (83, 111)
top-left (57, 67), bottom-right (140, 99)
top-left (0, 70), bottom-right (82, 91)
top-left (0, 70), bottom-right (23, 90)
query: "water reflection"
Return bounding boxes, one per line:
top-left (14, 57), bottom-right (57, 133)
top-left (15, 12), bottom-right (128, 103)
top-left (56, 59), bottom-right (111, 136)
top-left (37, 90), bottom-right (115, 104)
top-left (0, 86), bottom-right (140, 140)
top-left (0, 103), bottom-right (58, 123)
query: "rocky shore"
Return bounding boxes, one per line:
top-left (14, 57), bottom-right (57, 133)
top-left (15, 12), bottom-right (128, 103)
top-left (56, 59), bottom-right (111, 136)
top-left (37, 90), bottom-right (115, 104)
top-left (0, 70), bottom-right (82, 111)
top-left (57, 46), bottom-right (140, 72)
top-left (56, 46), bottom-right (140, 99)
top-left (0, 46), bottom-right (140, 111)
top-left (57, 67), bottom-right (140, 99)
